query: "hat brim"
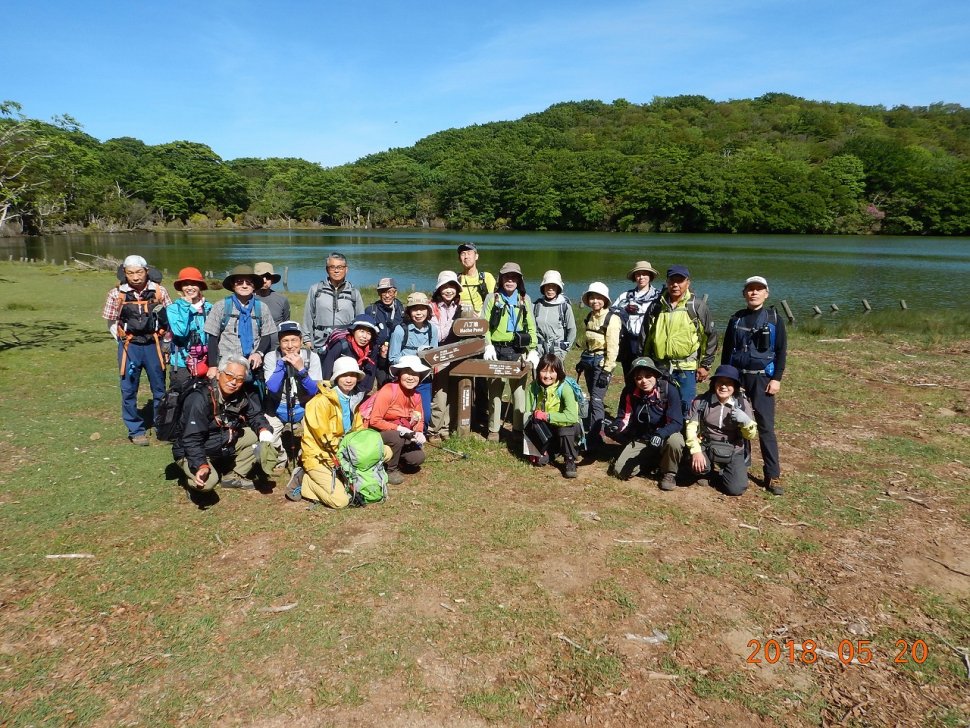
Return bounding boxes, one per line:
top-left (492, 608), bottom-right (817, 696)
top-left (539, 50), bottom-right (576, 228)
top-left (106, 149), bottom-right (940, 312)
top-left (582, 292), bottom-right (608, 307)
top-left (627, 267), bottom-right (658, 281)
top-left (222, 274), bottom-right (260, 289)
top-left (174, 279), bottom-right (208, 291)
top-left (261, 274), bottom-right (282, 284)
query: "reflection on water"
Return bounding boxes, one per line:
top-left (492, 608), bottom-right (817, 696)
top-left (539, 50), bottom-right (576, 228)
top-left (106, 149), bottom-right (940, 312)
top-left (5, 230), bottom-right (968, 321)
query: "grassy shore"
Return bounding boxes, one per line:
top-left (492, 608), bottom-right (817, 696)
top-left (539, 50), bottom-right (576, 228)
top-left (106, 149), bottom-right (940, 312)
top-left (0, 261), bottom-right (967, 727)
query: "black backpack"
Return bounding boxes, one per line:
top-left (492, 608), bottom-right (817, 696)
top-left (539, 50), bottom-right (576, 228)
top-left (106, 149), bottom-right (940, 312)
top-left (156, 379), bottom-right (211, 442)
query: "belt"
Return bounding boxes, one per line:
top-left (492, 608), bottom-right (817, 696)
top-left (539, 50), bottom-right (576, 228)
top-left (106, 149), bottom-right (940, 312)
top-left (741, 368), bottom-right (766, 374)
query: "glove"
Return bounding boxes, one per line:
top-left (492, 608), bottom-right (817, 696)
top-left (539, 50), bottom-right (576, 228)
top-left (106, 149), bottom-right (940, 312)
top-left (525, 350), bottom-right (540, 369)
top-left (533, 409), bottom-right (549, 422)
top-left (396, 425), bottom-right (413, 438)
top-left (602, 418), bottom-right (623, 438)
top-left (595, 369), bottom-right (612, 389)
top-left (730, 408), bottom-right (754, 426)
top-left (575, 360), bottom-right (589, 375)
top-left (483, 344), bottom-right (497, 361)
top-left (649, 435), bottom-right (664, 449)
top-left (412, 431), bottom-right (426, 446)
top-left (258, 429), bottom-right (275, 443)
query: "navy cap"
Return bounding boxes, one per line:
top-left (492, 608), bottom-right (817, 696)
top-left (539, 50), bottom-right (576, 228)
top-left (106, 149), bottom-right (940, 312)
top-left (457, 242), bottom-right (477, 253)
top-left (666, 264), bottom-right (691, 279)
top-left (711, 364), bottom-right (742, 387)
top-left (277, 320), bottom-right (303, 339)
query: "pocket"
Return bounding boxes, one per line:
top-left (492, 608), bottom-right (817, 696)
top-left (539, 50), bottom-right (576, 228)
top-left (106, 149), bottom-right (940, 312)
top-left (707, 441), bottom-right (736, 464)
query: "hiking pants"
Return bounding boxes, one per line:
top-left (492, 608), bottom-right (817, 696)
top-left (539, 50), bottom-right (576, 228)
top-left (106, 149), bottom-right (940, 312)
top-left (612, 433), bottom-right (685, 481)
top-left (380, 430), bottom-right (427, 472)
top-left (670, 369), bottom-right (696, 419)
top-left (119, 340), bottom-right (166, 437)
top-left (177, 428), bottom-right (259, 491)
top-left (301, 446), bottom-right (391, 508)
top-left (679, 448), bottom-right (749, 496)
top-left (741, 372), bottom-right (780, 479)
top-left (416, 379), bottom-right (432, 433)
top-left (487, 377), bottom-right (527, 434)
top-left (430, 370), bottom-right (451, 437)
top-left (580, 353), bottom-right (608, 448)
top-left (549, 423), bottom-right (581, 461)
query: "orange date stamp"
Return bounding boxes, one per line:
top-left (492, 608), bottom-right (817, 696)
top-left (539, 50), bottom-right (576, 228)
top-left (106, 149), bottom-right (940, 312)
top-left (745, 638), bottom-right (930, 666)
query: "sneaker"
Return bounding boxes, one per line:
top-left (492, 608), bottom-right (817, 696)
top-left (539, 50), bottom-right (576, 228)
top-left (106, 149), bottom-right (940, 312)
top-left (428, 432), bottom-right (443, 443)
top-left (563, 458), bottom-right (578, 479)
top-left (129, 434), bottom-right (150, 447)
top-left (221, 475), bottom-right (255, 490)
top-left (486, 431), bottom-right (500, 443)
top-left (764, 475), bottom-right (784, 496)
top-left (531, 453), bottom-right (549, 467)
top-left (659, 473), bottom-right (677, 491)
top-left (694, 477), bottom-right (710, 488)
top-left (284, 467), bottom-right (304, 501)
top-left (387, 469), bottom-right (405, 486)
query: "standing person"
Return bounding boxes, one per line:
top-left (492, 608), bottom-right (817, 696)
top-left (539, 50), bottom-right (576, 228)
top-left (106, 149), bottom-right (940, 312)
top-left (525, 353), bottom-right (582, 478)
top-left (456, 242), bottom-right (495, 314)
top-left (101, 254), bottom-right (172, 445)
top-left (389, 292), bottom-right (439, 427)
top-left (263, 321), bottom-right (322, 470)
top-left (429, 271), bottom-right (463, 440)
top-left (482, 263), bottom-right (539, 442)
top-left (643, 265), bottom-right (717, 418)
top-left (287, 357), bottom-right (375, 507)
top-left (367, 355), bottom-right (429, 486)
top-left (254, 262), bottom-right (291, 349)
top-left (605, 357), bottom-right (684, 490)
top-left (577, 281), bottom-right (621, 454)
top-left (721, 276), bottom-right (787, 495)
top-left (166, 266), bottom-right (211, 392)
top-left (204, 265), bottom-right (277, 380)
top-left (320, 314), bottom-right (380, 395)
top-left (612, 260), bottom-right (660, 376)
top-left (533, 270), bottom-right (576, 362)
top-left (174, 355), bottom-right (275, 492)
top-left (684, 365), bottom-right (759, 496)
top-left (302, 252), bottom-right (365, 355)
top-left (365, 277), bottom-right (405, 388)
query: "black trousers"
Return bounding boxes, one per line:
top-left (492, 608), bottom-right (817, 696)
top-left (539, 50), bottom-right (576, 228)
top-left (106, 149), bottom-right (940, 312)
top-left (741, 372), bottom-right (780, 478)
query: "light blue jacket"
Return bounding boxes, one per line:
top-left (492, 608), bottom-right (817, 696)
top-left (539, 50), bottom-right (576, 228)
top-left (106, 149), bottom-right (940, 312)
top-left (166, 298), bottom-right (211, 368)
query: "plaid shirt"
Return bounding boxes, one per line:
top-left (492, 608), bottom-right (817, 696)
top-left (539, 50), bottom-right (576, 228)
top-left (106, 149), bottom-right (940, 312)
top-left (101, 282), bottom-right (172, 321)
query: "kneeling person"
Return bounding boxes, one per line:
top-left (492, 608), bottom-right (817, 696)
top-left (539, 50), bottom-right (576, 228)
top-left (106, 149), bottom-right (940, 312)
top-left (607, 357), bottom-right (685, 490)
top-left (174, 355), bottom-right (273, 491)
top-left (684, 365), bottom-right (758, 496)
top-left (367, 355), bottom-right (429, 486)
top-left (525, 353), bottom-right (582, 478)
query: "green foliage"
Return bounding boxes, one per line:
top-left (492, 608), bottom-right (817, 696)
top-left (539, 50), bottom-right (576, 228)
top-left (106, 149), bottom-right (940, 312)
top-left (2, 95), bottom-right (970, 234)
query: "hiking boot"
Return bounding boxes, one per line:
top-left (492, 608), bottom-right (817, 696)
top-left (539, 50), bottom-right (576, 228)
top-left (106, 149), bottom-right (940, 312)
top-left (129, 434), bottom-right (150, 447)
top-left (563, 458), bottom-right (578, 479)
top-left (387, 469), bottom-right (405, 486)
top-left (486, 431), bottom-right (500, 443)
top-left (221, 475), bottom-right (255, 490)
top-left (530, 453), bottom-right (549, 467)
top-left (428, 432), bottom-right (443, 443)
top-left (659, 473), bottom-right (677, 491)
top-left (284, 467), bottom-right (304, 501)
top-left (694, 477), bottom-right (710, 488)
top-left (764, 475), bottom-right (784, 496)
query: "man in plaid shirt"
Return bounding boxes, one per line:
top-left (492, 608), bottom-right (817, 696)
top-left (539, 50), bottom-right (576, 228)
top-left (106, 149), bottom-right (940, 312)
top-left (102, 255), bottom-right (172, 445)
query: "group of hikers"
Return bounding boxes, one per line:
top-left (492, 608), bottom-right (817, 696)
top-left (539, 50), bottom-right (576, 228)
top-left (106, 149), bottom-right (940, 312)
top-left (102, 244), bottom-right (788, 508)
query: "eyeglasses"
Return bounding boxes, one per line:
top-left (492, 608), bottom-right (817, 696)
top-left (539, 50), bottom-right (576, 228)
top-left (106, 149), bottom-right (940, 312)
top-left (220, 372), bottom-right (246, 383)
top-left (232, 279), bottom-right (255, 287)
top-left (327, 265), bottom-right (347, 271)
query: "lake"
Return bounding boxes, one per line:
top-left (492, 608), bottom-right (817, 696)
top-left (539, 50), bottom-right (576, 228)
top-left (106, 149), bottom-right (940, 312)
top-left (4, 230), bottom-right (968, 322)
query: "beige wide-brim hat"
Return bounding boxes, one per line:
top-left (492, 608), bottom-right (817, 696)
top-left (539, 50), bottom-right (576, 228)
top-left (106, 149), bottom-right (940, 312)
top-left (540, 270), bottom-right (564, 293)
top-left (390, 354), bottom-right (431, 379)
top-left (582, 281), bottom-right (611, 307)
top-left (405, 291), bottom-right (432, 312)
top-left (254, 261), bottom-right (281, 284)
top-left (331, 356), bottom-right (365, 381)
top-left (627, 260), bottom-right (659, 281)
top-left (222, 264), bottom-right (260, 290)
top-left (434, 271), bottom-right (461, 296)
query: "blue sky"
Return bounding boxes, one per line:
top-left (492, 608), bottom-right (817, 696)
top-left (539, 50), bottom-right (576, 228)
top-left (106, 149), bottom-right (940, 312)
top-left (6, 0), bottom-right (968, 167)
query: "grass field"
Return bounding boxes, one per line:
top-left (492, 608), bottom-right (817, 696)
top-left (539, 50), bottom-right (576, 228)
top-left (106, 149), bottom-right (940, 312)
top-left (0, 261), bottom-right (968, 727)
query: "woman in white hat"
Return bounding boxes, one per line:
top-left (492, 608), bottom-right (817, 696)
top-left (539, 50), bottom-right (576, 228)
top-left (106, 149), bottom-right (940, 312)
top-left (611, 260), bottom-right (660, 376)
top-left (578, 281), bottom-right (622, 454)
top-left (429, 271), bottom-right (462, 440)
top-left (389, 292), bottom-right (439, 428)
top-left (533, 270), bottom-right (576, 363)
top-left (367, 355), bottom-right (429, 485)
top-left (288, 356), bottom-right (374, 507)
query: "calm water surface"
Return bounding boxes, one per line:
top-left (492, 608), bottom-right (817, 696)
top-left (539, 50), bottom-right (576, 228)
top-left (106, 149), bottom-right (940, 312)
top-left (6, 230), bottom-right (968, 321)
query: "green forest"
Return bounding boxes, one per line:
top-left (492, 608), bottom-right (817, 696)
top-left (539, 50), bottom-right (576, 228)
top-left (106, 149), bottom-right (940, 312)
top-left (2, 94), bottom-right (968, 236)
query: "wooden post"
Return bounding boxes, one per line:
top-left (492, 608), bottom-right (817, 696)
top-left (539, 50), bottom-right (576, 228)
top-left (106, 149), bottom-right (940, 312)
top-left (830, 303), bottom-right (840, 312)
top-left (456, 377), bottom-right (473, 437)
top-left (283, 266), bottom-right (289, 292)
top-left (780, 299), bottom-right (795, 324)
top-left (812, 305), bottom-right (822, 316)
top-left (900, 299), bottom-right (908, 310)
top-left (862, 299), bottom-right (871, 312)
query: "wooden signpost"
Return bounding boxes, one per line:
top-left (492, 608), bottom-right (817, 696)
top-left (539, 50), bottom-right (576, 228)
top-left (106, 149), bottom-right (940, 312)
top-left (449, 359), bottom-right (530, 437)
top-left (418, 338), bottom-right (486, 366)
top-left (451, 317), bottom-right (488, 338)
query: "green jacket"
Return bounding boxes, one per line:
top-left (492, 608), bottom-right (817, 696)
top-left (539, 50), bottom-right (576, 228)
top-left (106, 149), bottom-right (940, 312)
top-left (644, 290), bottom-right (718, 371)
top-left (483, 293), bottom-right (538, 350)
top-left (527, 381), bottom-right (580, 427)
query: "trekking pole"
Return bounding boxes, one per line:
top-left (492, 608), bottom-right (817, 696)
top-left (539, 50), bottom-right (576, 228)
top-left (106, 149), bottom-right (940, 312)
top-left (284, 363), bottom-right (297, 473)
top-left (423, 439), bottom-right (470, 460)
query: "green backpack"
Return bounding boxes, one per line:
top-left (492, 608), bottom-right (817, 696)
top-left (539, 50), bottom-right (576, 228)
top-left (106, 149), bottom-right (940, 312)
top-left (338, 428), bottom-right (388, 505)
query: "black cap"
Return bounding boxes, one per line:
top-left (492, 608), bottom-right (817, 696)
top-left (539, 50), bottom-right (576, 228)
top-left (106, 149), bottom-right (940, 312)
top-left (457, 242), bottom-right (477, 253)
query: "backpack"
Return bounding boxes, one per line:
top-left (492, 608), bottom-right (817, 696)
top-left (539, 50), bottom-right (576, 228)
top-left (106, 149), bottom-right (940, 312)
top-left (534, 298), bottom-right (571, 353)
top-left (358, 382), bottom-right (399, 423)
top-left (219, 298), bottom-right (264, 340)
top-left (557, 376), bottom-right (588, 448)
top-left (338, 428), bottom-right (388, 504)
top-left (584, 309), bottom-right (615, 336)
top-left (728, 306), bottom-right (779, 377)
top-left (694, 391), bottom-right (753, 466)
top-left (321, 327), bottom-right (351, 356)
top-left (156, 379), bottom-right (211, 442)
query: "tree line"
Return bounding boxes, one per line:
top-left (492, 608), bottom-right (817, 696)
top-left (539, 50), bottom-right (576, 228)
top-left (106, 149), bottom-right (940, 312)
top-left (2, 94), bottom-right (968, 236)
